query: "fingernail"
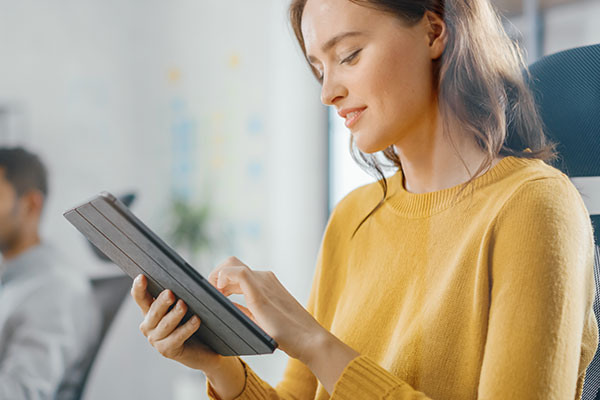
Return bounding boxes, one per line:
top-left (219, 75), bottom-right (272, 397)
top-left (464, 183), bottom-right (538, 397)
top-left (191, 316), bottom-right (200, 324)
top-left (176, 299), bottom-right (183, 309)
top-left (134, 275), bottom-right (141, 285)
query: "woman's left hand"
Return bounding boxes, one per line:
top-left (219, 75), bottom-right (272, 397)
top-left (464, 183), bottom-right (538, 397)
top-left (207, 256), bottom-right (326, 363)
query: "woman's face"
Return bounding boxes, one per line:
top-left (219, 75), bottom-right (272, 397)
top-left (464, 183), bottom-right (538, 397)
top-left (301, 0), bottom-right (441, 154)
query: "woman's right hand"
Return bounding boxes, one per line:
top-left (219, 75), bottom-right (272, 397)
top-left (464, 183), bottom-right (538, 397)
top-left (131, 274), bottom-right (247, 399)
top-left (130, 274), bottom-right (221, 370)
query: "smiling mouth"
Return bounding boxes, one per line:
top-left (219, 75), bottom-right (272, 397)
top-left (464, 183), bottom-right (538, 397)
top-left (344, 108), bottom-right (366, 128)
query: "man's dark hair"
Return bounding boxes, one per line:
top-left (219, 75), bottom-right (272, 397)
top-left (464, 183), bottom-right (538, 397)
top-left (0, 147), bottom-right (48, 198)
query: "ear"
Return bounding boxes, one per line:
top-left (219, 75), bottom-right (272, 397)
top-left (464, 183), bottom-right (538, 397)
top-left (21, 190), bottom-right (44, 217)
top-left (424, 11), bottom-right (447, 60)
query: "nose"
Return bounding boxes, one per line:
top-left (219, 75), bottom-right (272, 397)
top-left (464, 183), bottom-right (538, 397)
top-left (320, 71), bottom-right (347, 106)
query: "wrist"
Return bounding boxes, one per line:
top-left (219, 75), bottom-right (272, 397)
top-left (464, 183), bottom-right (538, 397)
top-left (300, 328), bottom-right (335, 368)
top-left (204, 355), bottom-right (242, 380)
top-left (205, 356), bottom-right (246, 400)
top-left (300, 331), bottom-right (361, 395)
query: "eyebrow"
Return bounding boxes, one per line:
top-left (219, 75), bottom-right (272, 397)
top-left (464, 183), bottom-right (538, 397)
top-left (307, 31), bottom-right (364, 63)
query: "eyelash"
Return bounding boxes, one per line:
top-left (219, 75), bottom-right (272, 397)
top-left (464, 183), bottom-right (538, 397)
top-left (317, 49), bottom-right (362, 83)
top-left (340, 49), bottom-right (362, 65)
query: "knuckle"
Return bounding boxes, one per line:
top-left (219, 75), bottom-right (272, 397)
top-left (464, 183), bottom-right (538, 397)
top-left (207, 270), bottom-right (217, 281)
top-left (240, 268), bottom-right (251, 278)
top-left (221, 257), bottom-right (233, 267)
top-left (139, 322), bottom-right (148, 336)
top-left (154, 342), bottom-right (166, 356)
top-left (155, 318), bottom-right (168, 333)
top-left (157, 343), bottom-right (175, 359)
top-left (150, 305), bottom-right (163, 319)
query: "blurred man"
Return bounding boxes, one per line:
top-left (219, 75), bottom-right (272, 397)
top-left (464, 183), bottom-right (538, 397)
top-left (0, 147), bottom-right (101, 399)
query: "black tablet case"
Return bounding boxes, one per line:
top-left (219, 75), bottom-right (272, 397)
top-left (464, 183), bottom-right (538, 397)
top-left (64, 192), bottom-right (277, 356)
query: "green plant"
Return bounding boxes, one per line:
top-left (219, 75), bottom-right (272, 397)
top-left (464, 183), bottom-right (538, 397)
top-left (167, 197), bottom-right (212, 256)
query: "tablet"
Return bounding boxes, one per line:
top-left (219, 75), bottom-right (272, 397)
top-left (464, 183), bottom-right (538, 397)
top-left (64, 191), bottom-right (277, 356)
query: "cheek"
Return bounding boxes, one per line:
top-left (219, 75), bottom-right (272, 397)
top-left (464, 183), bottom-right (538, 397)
top-left (0, 213), bottom-right (15, 239)
top-left (0, 202), bottom-right (13, 218)
top-left (350, 42), bottom-right (435, 152)
top-left (0, 199), bottom-right (20, 226)
top-left (374, 50), bottom-right (433, 123)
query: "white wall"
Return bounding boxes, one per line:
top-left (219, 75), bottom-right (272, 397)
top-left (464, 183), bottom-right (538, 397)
top-left (543, 0), bottom-right (600, 55)
top-left (501, 0), bottom-right (600, 60)
top-left (0, 1), bottom-right (327, 399)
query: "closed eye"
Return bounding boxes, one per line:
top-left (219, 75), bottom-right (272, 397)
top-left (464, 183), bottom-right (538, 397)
top-left (340, 49), bottom-right (362, 65)
top-left (314, 49), bottom-right (362, 84)
top-left (316, 70), bottom-right (324, 84)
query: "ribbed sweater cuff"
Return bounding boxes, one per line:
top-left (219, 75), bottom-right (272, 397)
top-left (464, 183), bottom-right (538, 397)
top-left (206, 358), bottom-right (271, 400)
top-left (331, 355), bottom-right (407, 399)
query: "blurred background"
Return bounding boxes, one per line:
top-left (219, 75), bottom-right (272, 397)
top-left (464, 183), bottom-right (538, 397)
top-left (0, 0), bottom-right (597, 399)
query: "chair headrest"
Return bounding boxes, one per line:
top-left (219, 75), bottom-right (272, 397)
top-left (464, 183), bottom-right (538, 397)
top-left (527, 44), bottom-right (600, 177)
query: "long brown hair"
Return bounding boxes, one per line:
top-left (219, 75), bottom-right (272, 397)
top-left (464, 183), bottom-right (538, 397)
top-left (290, 0), bottom-right (556, 235)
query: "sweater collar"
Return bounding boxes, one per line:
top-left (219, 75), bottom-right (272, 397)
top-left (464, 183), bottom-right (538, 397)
top-left (384, 156), bottom-right (537, 218)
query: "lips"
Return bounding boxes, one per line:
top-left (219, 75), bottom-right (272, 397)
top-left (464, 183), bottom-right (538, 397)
top-left (338, 107), bottom-right (367, 129)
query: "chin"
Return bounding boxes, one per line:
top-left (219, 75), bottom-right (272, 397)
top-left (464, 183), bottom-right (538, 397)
top-left (352, 133), bottom-right (389, 155)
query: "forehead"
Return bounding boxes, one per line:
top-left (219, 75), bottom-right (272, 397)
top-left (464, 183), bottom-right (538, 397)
top-left (301, 0), bottom-right (384, 54)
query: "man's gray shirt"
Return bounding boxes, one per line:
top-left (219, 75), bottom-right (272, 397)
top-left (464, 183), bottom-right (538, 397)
top-left (0, 243), bottom-right (101, 400)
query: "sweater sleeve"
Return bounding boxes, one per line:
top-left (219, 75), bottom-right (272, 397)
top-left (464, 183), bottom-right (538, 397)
top-left (206, 357), bottom-right (318, 400)
top-left (477, 177), bottom-right (598, 398)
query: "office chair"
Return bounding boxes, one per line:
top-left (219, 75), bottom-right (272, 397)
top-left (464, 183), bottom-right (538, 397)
top-left (74, 274), bottom-right (131, 400)
top-left (73, 193), bottom-right (137, 399)
top-left (526, 43), bottom-right (600, 400)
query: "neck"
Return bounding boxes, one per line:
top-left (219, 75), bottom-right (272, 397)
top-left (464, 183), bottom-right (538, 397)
top-left (394, 112), bottom-right (499, 194)
top-left (2, 234), bottom-right (41, 262)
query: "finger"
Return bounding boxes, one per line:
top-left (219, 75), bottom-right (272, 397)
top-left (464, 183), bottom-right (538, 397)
top-left (152, 299), bottom-right (188, 341)
top-left (131, 275), bottom-right (154, 315)
top-left (208, 256), bottom-right (248, 288)
top-left (216, 266), bottom-right (261, 304)
top-left (216, 266), bottom-right (248, 295)
top-left (207, 269), bottom-right (219, 288)
top-left (155, 316), bottom-right (201, 358)
top-left (233, 302), bottom-right (257, 324)
top-left (140, 289), bottom-right (175, 333)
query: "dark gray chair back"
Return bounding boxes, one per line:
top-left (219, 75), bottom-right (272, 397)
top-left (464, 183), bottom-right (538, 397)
top-left (75, 274), bottom-right (131, 400)
top-left (526, 43), bottom-right (600, 400)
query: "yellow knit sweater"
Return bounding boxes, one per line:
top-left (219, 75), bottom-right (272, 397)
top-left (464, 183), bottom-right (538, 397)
top-left (208, 156), bottom-right (598, 399)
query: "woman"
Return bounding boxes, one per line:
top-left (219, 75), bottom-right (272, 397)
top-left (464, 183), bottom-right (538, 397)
top-left (131, 0), bottom-right (598, 398)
